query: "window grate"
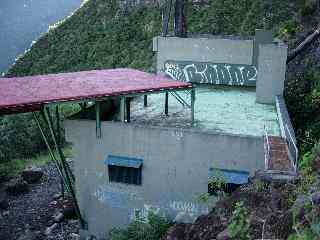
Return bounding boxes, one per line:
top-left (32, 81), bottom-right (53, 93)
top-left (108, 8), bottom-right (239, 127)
top-left (106, 155), bottom-right (143, 185)
top-left (108, 166), bottom-right (142, 185)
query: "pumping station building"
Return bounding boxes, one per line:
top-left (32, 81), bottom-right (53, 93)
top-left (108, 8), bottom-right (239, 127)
top-left (0, 31), bottom-right (297, 239)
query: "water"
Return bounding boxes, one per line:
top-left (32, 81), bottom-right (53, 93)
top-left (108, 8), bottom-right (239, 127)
top-left (0, 0), bottom-right (82, 74)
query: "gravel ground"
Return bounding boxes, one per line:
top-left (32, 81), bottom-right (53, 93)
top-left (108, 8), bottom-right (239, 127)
top-left (0, 161), bottom-right (80, 240)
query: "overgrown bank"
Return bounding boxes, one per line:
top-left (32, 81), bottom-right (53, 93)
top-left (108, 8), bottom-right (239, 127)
top-left (109, 141), bottom-right (320, 240)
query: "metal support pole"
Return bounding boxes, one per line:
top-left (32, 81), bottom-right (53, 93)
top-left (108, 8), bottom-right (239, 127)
top-left (120, 97), bottom-right (126, 122)
top-left (43, 108), bottom-right (75, 182)
top-left (95, 101), bottom-right (101, 138)
top-left (33, 112), bottom-right (62, 171)
top-left (42, 107), bottom-right (85, 228)
top-left (165, 92), bottom-right (169, 116)
top-left (144, 95), bottom-right (148, 107)
top-left (126, 98), bottom-right (131, 123)
top-left (55, 106), bottom-right (64, 199)
top-left (191, 88), bottom-right (195, 124)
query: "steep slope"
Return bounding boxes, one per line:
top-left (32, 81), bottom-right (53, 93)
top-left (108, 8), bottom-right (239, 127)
top-left (0, 0), bottom-right (318, 162)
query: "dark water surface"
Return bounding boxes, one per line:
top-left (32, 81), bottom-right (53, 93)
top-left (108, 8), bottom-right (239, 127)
top-left (0, 0), bottom-right (82, 73)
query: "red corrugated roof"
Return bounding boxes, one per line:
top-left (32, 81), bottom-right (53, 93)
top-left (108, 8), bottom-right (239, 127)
top-left (0, 68), bottom-right (191, 115)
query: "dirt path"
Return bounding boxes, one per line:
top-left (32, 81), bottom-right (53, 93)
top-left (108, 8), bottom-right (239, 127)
top-left (0, 161), bottom-right (79, 240)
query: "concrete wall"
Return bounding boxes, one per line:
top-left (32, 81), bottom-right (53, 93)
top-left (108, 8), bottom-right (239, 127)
top-left (65, 120), bottom-right (264, 239)
top-left (153, 36), bottom-right (254, 74)
top-left (153, 33), bottom-right (288, 104)
top-left (256, 42), bottom-right (288, 104)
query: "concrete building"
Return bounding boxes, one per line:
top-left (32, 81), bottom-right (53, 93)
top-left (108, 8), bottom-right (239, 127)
top-left (64, 31), bottom-right (297, 239)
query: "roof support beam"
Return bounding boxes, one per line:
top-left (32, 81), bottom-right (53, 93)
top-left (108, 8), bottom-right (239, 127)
top-left (144, 95), bottom-right (148, 107)
top-left (126, 98), bottom-right (131, 123)
top-left (120, 97), bottom-right (126, 122)
top-left (165, 92), bottom-right (169, 116)
top-left (191, 88), bottom-right (195, 123)
top-left (95, 101), bottom-right (102, 138)
top-left (55, 105), bottom-right (64, 198)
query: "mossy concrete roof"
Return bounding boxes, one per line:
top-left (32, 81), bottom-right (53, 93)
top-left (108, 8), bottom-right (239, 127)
top-left (130, 85), bottom-right (280, 137)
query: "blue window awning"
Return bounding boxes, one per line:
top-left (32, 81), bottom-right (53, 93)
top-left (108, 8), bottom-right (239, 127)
top-left (105, 155), bottom-right (143, 168)
top-left (209, 168), bottom-right (249, 185)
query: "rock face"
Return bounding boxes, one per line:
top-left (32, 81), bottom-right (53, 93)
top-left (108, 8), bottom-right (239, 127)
top-left (17, 230), bottom-right (41, 240)
top-left (63, 202), bottom-right (77, 219)
top-left (174, 211), bottom-right (197, 224)
top-left (162, 224), bottom-right (189, 240)
top-left (45, 223), bottom-right (58, 235)
top-left (216, 228), bottom-right (230, 240)
top-left (0, 192), bottom-right (9, 210)
top-left (22, 167), bottom-right (43, 184)
top-left (311, 192), bottom-right (320, 205)
top-left (53, 212), bottom-right (64, 223)
top-left (5, 177), bottom-right (29, 195)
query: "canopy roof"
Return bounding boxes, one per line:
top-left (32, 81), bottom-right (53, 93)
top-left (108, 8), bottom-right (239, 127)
top-left (0, 68), bottom-right (191, 115)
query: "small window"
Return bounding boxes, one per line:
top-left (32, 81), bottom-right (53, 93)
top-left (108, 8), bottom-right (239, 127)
top-left (208, 168), bottom-right (249, 195)
top-left (106, 155), bottom-right (142, 185)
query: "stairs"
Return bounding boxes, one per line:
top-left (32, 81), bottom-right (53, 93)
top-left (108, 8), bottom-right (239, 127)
top-left (257, 133), bottom-right (298, 183)
top-left (267, 136), bottom-right (294, 171)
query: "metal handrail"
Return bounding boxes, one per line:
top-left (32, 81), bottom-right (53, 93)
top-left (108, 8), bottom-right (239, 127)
top-left (264, 126), bottom-right (271, 170)
top-left (285, 124), bottom-right (298, 173)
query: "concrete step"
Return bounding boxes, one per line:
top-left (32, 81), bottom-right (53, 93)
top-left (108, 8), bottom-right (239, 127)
top-left (255, 170), bottom-right (297, 183)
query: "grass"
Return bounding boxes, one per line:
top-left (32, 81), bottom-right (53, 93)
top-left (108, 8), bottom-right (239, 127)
top-left (0, 147), bottom-right (73, 179)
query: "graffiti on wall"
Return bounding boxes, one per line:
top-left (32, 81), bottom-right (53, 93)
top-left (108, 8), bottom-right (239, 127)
top-left (130, 201), bottom-right (209, 222)
top-left (164, 61), bottom-right (258, 86)
top-left (93, 185), bottom-right (143, 209)
top-left (93, 185), bottom-right (208, 223)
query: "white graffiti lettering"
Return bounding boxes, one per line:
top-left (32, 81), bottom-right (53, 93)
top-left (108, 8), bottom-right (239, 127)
top-left (164, 61), bottom-right (258, 86)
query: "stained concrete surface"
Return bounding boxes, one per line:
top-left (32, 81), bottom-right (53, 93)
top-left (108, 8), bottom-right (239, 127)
top-left (131, 85), bottom-right (281, 136)
top-left (0, 0), bottom-right (82, 73)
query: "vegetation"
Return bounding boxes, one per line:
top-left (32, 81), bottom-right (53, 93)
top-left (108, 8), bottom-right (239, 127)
top-left (228, 201), bottom-right (250, 240)
top-left (108, 212), bottom-right (171, 240)
top-left (287, 141), bottom-right (320, 239)
top-left (0, 147), bottom-right (72, 180)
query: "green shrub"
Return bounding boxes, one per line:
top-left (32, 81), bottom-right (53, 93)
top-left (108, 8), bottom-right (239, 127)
top-left (108, 212), bottom-right (171, 240)
top-left (312, 141), bottom-right (320, 158)
top-left (289, 191), bottom-right (320, 240)
top-left (228, 201), bottom-right (250, 240)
